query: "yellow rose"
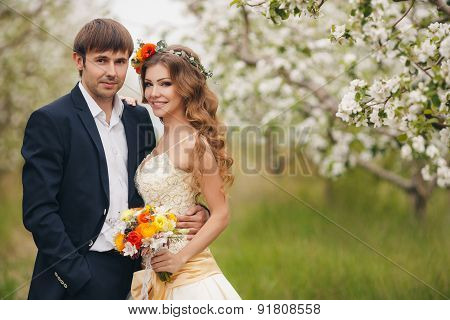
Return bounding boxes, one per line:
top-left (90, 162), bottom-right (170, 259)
top-left (167, 219), bottom-right (176, 232)
top-left (114, 233), bottom-right (125, 252)
top-left (167, 213), bottom-right (177, 222)
top-left (154, 215), bottom-right (169, 232)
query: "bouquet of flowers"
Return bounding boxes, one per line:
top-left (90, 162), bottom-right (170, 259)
top-left (112, 204), bottom-right (187, 281)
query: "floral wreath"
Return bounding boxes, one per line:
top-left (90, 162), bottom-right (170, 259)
top-left (131, 40), bottom-right (213, 78)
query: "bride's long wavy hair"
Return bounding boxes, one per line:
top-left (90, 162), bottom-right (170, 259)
top-left (140, 44), bottom-right (234, 194)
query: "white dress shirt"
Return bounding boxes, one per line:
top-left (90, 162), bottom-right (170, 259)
top-left (78, 82), bottom-right (129, 252)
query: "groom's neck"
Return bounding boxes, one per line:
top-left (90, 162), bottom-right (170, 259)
top-left (81, 81), bottom-right (114, 123)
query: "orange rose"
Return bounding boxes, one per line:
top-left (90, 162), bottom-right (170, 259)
top-left (137, 212), bottom-right (150, 224)
top-left (136, 49), bottom-right (143, 61)
top-left (136, 223), bottom-right (157, 238)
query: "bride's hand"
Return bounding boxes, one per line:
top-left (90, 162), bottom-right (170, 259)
top-left (150, 249), bottom-right (186, 274)
top-left (119, 95), bottom-right (138, 106)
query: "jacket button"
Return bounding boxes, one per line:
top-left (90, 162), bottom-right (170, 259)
top-left (88, 240), bottom-right (94, 247)
top-left (104, 209), bottom-right (107, 215)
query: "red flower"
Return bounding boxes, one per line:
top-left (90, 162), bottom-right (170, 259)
top-left (141, 43), bottom-right (156, 59)
top-left (126, 231), bottom-right (142, 249)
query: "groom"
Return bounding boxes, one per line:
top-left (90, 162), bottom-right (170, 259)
top-left (21, 19), bottom-right (208, 299)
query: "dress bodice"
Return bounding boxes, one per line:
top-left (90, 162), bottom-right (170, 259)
top-left (135, 152), bottom-right (197, 214)
top-left (135, 151), bottom-right (197, 255)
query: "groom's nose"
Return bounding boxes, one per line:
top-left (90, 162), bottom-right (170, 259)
top-left (104, 61), bottom-right (118, 78)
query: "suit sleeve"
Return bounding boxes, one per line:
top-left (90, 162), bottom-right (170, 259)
top-left (140, 107), bottom-right (156, 156)
top-left (21, 109), bottom-right (91, 296)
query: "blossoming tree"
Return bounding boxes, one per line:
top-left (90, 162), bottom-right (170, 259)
top-left (0, 0), bottom-right (107, 176)
top-left (182, 0), bottom-right (449, 219)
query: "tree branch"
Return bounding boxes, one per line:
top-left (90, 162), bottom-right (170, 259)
top-left (239, 6), bottom-right (259, 66)
top-left (278, 68), bottom-right (339, 112)
top-left (245, 0), bottom-right (266, 7)
top-left (318, 1), bottom-right (327, 9)
top-left (392, 0), bottom-right (415, 29)
top-left (429, 0), bottom-right (450, 17)
top-left (356, 159), bottom-right (414, 191)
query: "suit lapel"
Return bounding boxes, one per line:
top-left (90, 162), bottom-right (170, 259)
top-left (122, 106), bottom-right (138, 203)
top-left (71, 84), bottom-right (110, 205)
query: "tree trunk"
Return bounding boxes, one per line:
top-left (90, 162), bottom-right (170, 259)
top-left (410, 189), bottom-right (428, 220)
top-left (409, 169), bottom-right (433, 221)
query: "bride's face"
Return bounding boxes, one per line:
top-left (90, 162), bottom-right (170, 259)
top-left (144, 63), bottom-right (184, 119)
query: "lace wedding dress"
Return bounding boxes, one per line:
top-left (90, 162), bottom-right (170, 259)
top-left (130, 137), bottom-right (241, 300)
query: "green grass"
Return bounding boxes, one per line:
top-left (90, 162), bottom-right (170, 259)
top-left (0, 175), bottom-right (36, 300)
top-left (211, 168), bottom-right (450, 299)
top-left (1, 167), bottom-right (449, 299)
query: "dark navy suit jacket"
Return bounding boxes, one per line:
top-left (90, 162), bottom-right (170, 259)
top-left (21, 84), bottom-right (156, 299)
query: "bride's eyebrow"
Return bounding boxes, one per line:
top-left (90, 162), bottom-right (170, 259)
top-left (144, 77), bottom-right (171, 82)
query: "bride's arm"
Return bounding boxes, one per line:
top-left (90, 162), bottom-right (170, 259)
top-left (150, 146), bottom-right (229, 274)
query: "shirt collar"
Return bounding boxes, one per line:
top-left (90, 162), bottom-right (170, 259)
top-left (78, 81), bottom-right (124, 120)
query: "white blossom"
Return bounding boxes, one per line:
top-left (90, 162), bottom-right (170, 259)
top-left (331, 24), bottom-right (346, 39)
top-left (436, 165), bottom-right (450, 187)
top-left (414, 39), bottom-right (437, 62)
top-left (400, 144), bottom-right (412, 160)
top-left (425, 144), bottom-right (440, 159)
top-left (439, 36), bottom-right (450, 59)
top-left (331, 162), bottom-right (345, 176)
top-left (408, 89), bottom-right (427, 104)
top-left (368, 80), bottom-right (390, 101)
top-left (412, 136), bottom-right (425, 153)
top-left (439, 128), bottom-right (449, 146)
top-left (421, 165), bottom-right (434, 181)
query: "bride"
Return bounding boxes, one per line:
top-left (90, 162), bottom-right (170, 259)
top-left (129, 41), bottom-right (240, 300)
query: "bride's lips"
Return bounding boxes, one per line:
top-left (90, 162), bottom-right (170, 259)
top-left (151, 101), bottom-right (168, 108)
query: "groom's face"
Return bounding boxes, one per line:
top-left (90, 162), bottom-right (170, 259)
top-left (73, 50), bottom-right (129, 102)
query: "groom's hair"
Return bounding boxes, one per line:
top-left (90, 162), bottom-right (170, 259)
top-left (73, 18), bottom-right (134, 76)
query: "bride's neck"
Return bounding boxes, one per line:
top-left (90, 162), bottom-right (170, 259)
top-left (162, 115), bottom-right (194, 138)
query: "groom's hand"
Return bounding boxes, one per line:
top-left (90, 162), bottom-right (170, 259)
top-left (177, 205), bottom-right (209, 240)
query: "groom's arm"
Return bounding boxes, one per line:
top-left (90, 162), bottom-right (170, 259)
top-left (22, 109), bottom-right (91, 296)
top-left (177, 205), bottom-right (210, 240)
